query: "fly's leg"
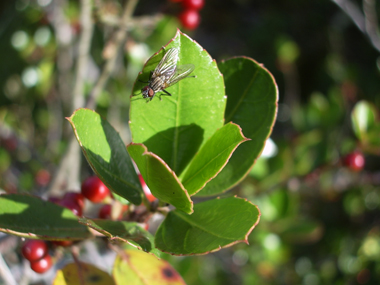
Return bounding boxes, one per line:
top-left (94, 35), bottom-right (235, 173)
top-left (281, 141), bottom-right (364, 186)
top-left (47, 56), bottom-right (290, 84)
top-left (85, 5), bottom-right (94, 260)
top-left (162, 89), bottom-right (172, 96)
top-left (158, 89), bottom-right (172, 101)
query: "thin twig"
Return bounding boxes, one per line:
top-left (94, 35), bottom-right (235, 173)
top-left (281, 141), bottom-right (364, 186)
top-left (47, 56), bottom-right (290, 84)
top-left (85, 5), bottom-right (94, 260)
top-left (332, 0), bottom-right (380, 53)
top-left (0, 253), bottom-right (17, 285)
top-left (86, 0), bottom-right (139, 109)
top-left (50, 0), bottom-right (138, 193)
top-left (72, 0), bottom-right (94, 112)
top-left (100, 14), bottom-right (163, 30)
top-left (363, 0), bottom-right (380, 51)
top-left (49, 0), bottom-right (94, 193)
top-left (66, 0), bottom-right (95, 190)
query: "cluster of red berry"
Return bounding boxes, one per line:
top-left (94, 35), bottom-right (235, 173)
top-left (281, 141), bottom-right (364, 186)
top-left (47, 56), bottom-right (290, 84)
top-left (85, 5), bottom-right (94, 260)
top-left (21, 175), bottom-right (156, 273)
top-left (48, 177), bottom-right (107, 218)
top-left (50, 175), bottom-right (155, 222)
top-left (21, 240), bottom-right (52, 273)
top-left (171, 0), bottom-right (204, 30)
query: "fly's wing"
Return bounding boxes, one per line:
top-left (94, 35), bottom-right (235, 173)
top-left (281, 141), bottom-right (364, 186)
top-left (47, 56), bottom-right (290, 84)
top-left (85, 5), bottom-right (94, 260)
top-left (152, 48), bottom-right (179, 79)
top-left (166, 64), bottom-right (195, 87)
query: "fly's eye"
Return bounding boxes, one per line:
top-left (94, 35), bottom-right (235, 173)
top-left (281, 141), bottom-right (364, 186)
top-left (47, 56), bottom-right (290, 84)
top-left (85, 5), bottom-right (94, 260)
top-left (148, 89), bottom-right (155, 97)
top-left (142, 86), bottom-right (150, 97)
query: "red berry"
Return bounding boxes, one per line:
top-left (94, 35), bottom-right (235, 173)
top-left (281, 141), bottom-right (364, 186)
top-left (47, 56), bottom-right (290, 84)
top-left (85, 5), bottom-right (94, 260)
top-left (22, 240), bottom-right (48, 262)
top-left (30, 254), bottom-right (52, 273)
top-left (138, 174), bottom-right (157, 202)
top-left (81, 176), bottom-right (110, 203)
top-left (63, 192), bottom-right (85, 209)
top-left (35, 169), bottom-right (51, 187)
top-left (59, 199), bottom-right (83, 216)
top-left (182, 0), bottom-right (204, 10)
top-left (98, 204), bottom-right (112, 219)
top-left (178, 9), bottom-right (200, 30)
top-left (343, 151), bottom-right (365, 172)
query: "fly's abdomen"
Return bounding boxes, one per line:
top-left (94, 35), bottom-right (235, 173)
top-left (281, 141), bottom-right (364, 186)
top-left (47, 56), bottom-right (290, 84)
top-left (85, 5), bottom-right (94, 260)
top-left (151, 77), bottom-right (166, 92)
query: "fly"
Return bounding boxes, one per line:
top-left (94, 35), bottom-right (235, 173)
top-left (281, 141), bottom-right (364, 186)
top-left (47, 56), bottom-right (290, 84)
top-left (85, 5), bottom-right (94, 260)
top-left (140, 48), bottom-right (195, 101)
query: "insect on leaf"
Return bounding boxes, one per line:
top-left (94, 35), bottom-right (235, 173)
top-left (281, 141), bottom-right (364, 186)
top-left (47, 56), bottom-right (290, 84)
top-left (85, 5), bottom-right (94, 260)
top-left (140, 47), bottom-right (195, 101)
top-left (168, 64), bottom-right (195, 86)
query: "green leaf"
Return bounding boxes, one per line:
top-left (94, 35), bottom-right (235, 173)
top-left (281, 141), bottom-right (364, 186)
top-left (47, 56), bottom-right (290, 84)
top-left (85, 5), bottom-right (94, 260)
top-left (155, 196), bottom-right (260, 255)
top-left (198, 57), bottom-right (278, 196)
top-left (351, 100), bottom-right (376, 141)
top-left (78, 218), bottom-right (161, 256)
top-left (67, 108), bottom-right (142, 205)
top-left (113, 249), bottom-right (186, 285)
top-left (0, 194), bottom-right (90, 240)
top-left (130, 30), bottom-right (226, 176)
top-left (127, 143), bottom-right (193, 214)
top-left (181, 122), bottom-right (249, 195)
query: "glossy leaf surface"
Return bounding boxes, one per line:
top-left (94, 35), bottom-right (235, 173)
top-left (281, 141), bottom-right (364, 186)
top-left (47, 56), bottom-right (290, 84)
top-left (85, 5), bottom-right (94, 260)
top-left (155, 197), bottom-right (260, 255)
top-left (198, 57), bottom-right (278, 196)
top-left (130, 30), bottom-right (226, 176)
top-left (68, 108), bottom-right (142, 205)
top-left (78, 218), bottom-right (160, 256)
top-left (0, 194), bottom-right (90, 240)
top-left (127, 143), bottom-right (193, 214)
top-left (181, 122), bottom-right (249, 195)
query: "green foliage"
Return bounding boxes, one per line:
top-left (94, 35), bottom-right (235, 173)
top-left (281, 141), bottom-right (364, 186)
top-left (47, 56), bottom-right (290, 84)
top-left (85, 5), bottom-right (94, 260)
top-left (127, 143), bottom-right (194, 214)
top-left (0, 194), bottom-right (90, 240)
top-left (4, 1), bottom-right (380, 283)
top-left (352, 100), bottom-right (380, 150)
top-left (130, 31), bottom-right (226, 176)
top-left (68, 109), bottom-right (143, 205)
top-left (78, 218), bottom-right (161, 257)
top-left (155, 197), bottom-right (260, 255)
top-left (180, 122), bottom-right (248, 195)
top-left (0, 31), bottom-right (277, 258)
top-left (198, 57), bottom-right (278, 196)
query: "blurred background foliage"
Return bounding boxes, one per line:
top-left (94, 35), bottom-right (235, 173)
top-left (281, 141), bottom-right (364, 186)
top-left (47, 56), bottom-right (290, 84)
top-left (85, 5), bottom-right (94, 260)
top-left (1, 0), bottom-right (380, 284)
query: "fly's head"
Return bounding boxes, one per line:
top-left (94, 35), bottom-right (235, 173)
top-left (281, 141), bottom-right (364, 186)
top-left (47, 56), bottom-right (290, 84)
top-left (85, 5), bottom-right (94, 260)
top-left (141, 85), bottom-right (155, 100)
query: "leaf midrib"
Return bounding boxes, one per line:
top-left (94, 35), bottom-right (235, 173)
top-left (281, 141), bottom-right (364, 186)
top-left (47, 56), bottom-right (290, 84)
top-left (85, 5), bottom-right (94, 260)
top-left (225, 68), bottom-right (260, 122)
top-left (181, 139), bottom-right (243, 192)
top-left (173, 211), bottom-right (241, 241)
